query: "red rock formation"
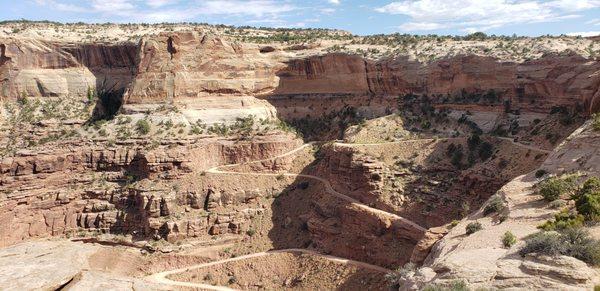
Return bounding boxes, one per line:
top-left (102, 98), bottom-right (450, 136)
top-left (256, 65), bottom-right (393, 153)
top-left (269, 53), bottom-right (600, 115)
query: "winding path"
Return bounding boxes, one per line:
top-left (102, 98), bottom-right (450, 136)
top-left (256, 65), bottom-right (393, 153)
top-left (207, 142), bottom-right (427, 232)
top-left (148, 249), bottom-right (390, 290)
top-left (147, 135), bottom-right (551, 289)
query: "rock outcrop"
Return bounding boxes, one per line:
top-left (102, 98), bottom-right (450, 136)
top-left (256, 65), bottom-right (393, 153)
top-left (408, 122), bottom-right (600, 290)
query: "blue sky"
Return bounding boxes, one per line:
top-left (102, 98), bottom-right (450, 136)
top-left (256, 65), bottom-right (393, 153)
top-left (1, 0), bottom-right (599, 36)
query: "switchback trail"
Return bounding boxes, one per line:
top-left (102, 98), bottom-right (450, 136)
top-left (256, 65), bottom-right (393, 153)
top-left (147, 135), bottom-right (551, 289)
top-left (147, 248), bottom-right (390, 290)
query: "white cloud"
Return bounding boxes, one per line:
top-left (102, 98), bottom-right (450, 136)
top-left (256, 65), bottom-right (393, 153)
top-left (587, 18), bottom-right (600, 25)
top-left (546, 0), bottom-right (600, 11)
top-left (399, 22), bottom-right (444, 31)
top-left (376, 0), bottom-right (600, 32)
top-left (328, 0), bottom-right (341, 4)
top-left (566, 31), bottom-right (600, 37)
top-left (34, 0), bottom-right (87, 12)
top-left (146, 0), bottom-right (179, 8)
top-left (320, 8), bottom-right (336, 14)
top-left (32, 0), bottom-right (299, 23)
top-left (91, 0), bottom-right (135, 12)
top-left (196, 0), bottom-right (297, 17)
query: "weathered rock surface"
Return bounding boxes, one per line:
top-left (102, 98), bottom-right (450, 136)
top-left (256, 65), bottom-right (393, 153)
top-left (408, 122), bottom-right (600, 290)
top-left (0, 240), bottom-right (98, 290)
top-left (0, 136), bottom-right (299, 247)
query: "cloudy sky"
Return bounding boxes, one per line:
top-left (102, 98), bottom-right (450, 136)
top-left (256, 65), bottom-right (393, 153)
top-left (1, 0), bottom-right (599, 36)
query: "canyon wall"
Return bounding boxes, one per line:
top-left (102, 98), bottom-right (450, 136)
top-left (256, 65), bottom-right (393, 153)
top-left (0, 39), bottom-right (136, 99)
top-left (269, 53), bottom-right (600, 115)
top-left (2, 32), bottom-right (599, 119)
top-left (0, 137), bottom-right (299, 247)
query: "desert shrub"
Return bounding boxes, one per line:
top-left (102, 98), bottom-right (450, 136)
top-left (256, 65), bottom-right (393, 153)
top-left (538, 209), bottom-right (585, 231)
top-left (423, 280), bottom-right (468, 291)
top-left (572, 177), bottom-right (600, 221)
top-left (575, 190), bottom-right (600, 222)
top-left (521, 228), bottom-right (600, 266)
top-left (537, 175), bottom-right (576, 201)
top-left (450, 220), bottom-right (460, 228)
top-left (246, 229), bottom-right (256, 236)
top-left (465, 221), bottom-right (482, 235)
top-left (577, 177), bottom-right (600, 198)
top-left (503, 231), bottom-right (517, 247)
top-left (520, 231), bottom-right (565, 256)
top-left (535, 169), bottom-right (548, 178)
top-left (135, 119), bottom-right (151, 135)
top-left (484, 195), bottom-right (506, 216)
top-left (592, 113), bottom-right (600, 131)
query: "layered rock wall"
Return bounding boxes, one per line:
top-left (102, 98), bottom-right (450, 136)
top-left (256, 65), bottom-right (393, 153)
top-left (270, 53), bottom-right (600, 115)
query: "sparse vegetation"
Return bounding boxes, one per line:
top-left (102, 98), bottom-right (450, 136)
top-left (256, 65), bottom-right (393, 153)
top-left (465, 221), bottom-right (483, 235)
top-left (483, 195), bottom-right (506, 216)
top-left (538, 209), bottom-right (584, 231)
top-left (135, 119), bottom-right (151, 135)
top-left (502, 231), bottom-right (517, 248)
top-left (423, 280), bottom-right (469, 291)
top-left (520, 228), bottom-right (600, 266)
top-left (574, 177), bottom-right (600, 221)
top-left (536, 175), bottom-right (577, 202)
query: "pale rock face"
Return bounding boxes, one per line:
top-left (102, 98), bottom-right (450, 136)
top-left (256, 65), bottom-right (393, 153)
top-left (0, 240), bottom-right (167, 291)
top-left (0, 240), bottom-right (98, 290)
top-left (0, 39), bottom-right (136, 99)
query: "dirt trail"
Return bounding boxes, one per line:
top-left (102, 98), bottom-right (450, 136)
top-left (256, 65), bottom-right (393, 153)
top-left (207, 142), bottom-right (427, 232)
top-left (147, 249), bottom-right (390, 290)
top-left (147, 136), bottom-right (550, 289)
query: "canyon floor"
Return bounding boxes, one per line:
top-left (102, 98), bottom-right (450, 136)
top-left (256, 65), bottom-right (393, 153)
top-left (1, 21), bottom-right (600, 290)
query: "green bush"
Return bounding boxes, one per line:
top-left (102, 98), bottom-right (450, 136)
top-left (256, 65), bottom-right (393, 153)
top-left (503, 231), bottom-right (517, 248)
top-left (135, 119), bottom-right (151, 135)
top-left (578, 177), bottom-right (600, 198)
top-left (537, 175), bottom-right (576, 201)
top-left (521, 228), bottom-right (600, 266)
top-left (573, 177), bottom-right (600, 221)
top-left (484, 195), bottom-right (506, 216)
top-left (465, 221), bottom-right (482, 235)
top-left (575, 191), bottom-right (600, 221)
top-left (538, 209), bottom-right (585, 231)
